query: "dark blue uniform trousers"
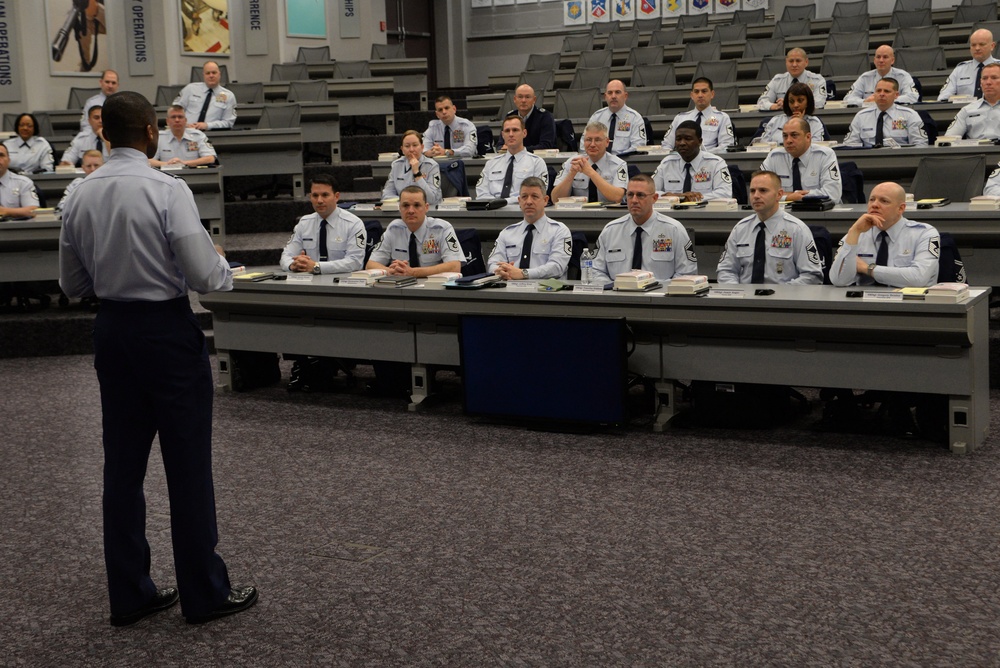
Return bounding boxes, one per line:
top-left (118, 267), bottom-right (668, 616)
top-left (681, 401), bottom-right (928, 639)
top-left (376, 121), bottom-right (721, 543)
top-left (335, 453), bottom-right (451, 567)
top-left (94, 296), bottom-right (231, 618)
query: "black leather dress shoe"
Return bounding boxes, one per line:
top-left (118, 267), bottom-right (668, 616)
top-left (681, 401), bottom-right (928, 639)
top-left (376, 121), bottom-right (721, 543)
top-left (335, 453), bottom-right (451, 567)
top-left (109, 587), bottom-right (180, 627)
top-left (185, 585), bottom-right (259, 625)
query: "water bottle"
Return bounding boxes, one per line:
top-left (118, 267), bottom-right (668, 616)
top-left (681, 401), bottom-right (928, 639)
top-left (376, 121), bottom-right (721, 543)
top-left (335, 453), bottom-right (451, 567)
top-left (580, 247), bottom-right (596, 285)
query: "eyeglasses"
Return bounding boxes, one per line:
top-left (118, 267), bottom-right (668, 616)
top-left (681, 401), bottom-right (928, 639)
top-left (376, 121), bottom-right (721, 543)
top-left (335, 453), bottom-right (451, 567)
top-left (625, 191), bottom-right (651, 200)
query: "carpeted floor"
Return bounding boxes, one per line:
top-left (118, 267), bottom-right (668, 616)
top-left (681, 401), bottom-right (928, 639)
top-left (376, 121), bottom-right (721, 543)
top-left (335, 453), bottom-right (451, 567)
top-left (3, 354), bottom-right (1000, 667)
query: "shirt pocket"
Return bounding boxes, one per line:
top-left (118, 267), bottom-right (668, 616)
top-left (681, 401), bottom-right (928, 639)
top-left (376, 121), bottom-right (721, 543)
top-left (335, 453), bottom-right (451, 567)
top-left (301, 237), bottom-right (318, 252)
top-left (767, 246), bottom-right (794, 260)
top-left (892, 255), bottom-right (914, 268)
top-left (605, 248), bottom-right (626, 263)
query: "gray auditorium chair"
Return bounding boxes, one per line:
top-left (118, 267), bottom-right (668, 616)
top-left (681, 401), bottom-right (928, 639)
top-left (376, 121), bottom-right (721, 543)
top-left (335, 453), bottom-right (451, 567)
top-left (731, 8), bottom-right (765, 25)
top-left (561, 34), bottom-right (594, 52)
top-left (296, 46), bottom-right (331, 62)
top-left (693, 60), bottom-right (738, 84)
top-left (698, 84), bottom-right (739, 110)
top-left (519, 69), bottom-right (555, 93)
top-left (605, 31), bottom-right (639, 51)
top-left (633, 17), bottom-right (662, 33)
top-left (956, 3), bottom-right (998, 23)
top-left (889, 8), bottom-right (932, 29)
top-left (334, 61), bottom-right (372, 79)
top-left (830, 15), bottom-right (870, 33)
top-left (527, 53), bottom-right (561, 71)
top-left (371, 43), bottom-right (406, 59)
top-left (649, 28), bottom-right (683, 47)
top-left (625, 45), bottom-right (664, 67)
top-left (781, 4), bottom-right (816, 21)
top-left (190, 64), bottom-right (229, 84)
top-left (554, 88), bottom-right (602, 119)
top-left (155, 85), bottom-right (185, 107)
top-left (578, 49), bottom-right (613, 69)
top-left (626, 89), bottom-right (660, 117)
top-left (570, 66), bottom-right (611, 90)
top-left (271, 62), bottom-right (309, 81)
top-left (591, 20), bottom-right (620, 35)
top-left (744, 37), bottom-right (786, 59)
top-left (773, 19), bottom-right (811, 38)
top-left (677, 14), bottom-right (708, 29)
top-left (757, 56), bottom-right (787, 81)
top-left (832, 0), bottom-right (868, 17)
top-left (630, 63), bottom-right (676, 87)
top-left (894, 46), bottom-right (948, 72)
top-left (893, 25), bottom-right (940, 48)
top-left (712, 24), bottom-right (747, 43)
top-left (257, 104), bottom-right (301, 130)
top-left (286, 80), bottom-right (328, 103)
top-left (820, 52), bottom-right (871, 79)
top-left (825, 31), bottom-right (869, 54)
top-left (227, 82), bottom-right (265, 105)
top-left (67, 87), bottom-right (99, 109)
top-left (910, 154), bottom-right (986, 202)
top-left (894, 0), bottom-right (931, 9)
top-left (682, 42), bottom-right (722, 62)
top-left (495, 90), bottom-right (516, 121)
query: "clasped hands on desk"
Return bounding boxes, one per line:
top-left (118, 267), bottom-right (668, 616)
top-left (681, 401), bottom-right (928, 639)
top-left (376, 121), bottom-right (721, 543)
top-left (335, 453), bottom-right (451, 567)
top-left (200, 273), bottom-right (990, 454)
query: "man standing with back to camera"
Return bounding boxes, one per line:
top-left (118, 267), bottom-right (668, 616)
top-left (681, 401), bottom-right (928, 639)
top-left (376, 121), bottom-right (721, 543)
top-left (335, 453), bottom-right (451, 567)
top-left (59, 91), bottom-right (257, 626)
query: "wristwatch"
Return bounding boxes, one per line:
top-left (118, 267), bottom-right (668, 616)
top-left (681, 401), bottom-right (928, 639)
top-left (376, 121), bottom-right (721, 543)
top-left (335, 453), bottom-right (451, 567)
top-left (867, 262), bottom-right (876, 277)
top-left (521, 268), bottom-right (529, 280)
top-left (312, 265), bottom-right (321, 275)
top-left (414, 170), bottom-right (422, 178)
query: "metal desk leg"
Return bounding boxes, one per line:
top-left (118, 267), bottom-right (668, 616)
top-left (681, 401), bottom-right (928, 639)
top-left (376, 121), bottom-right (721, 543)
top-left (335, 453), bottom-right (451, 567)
top-left (408, 363), bottom-right (431, 412)
top-left (652, 380), bottom-right (682, 433)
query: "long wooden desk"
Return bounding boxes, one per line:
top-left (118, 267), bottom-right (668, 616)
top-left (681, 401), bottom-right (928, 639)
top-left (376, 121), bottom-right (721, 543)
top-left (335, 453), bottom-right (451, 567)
top-left (262, 78), bottom-right (395, 133)
top-left (29, 167), bottom-right (226, 242)
top-left (0, 213), bottom-right (62, 282)
top-left (356, 203), bottom-right (1000, 287)
top-left (200, 277), bottom-right (991, 454)
top-left (303, 58), bottom-right (430, 108)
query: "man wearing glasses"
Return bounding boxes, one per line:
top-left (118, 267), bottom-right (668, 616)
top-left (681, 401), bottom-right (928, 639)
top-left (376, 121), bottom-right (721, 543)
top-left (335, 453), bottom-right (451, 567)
top-left (550, 121), bottom-right (627, 204)
top-left (591, 174), bottom-right (697, 284)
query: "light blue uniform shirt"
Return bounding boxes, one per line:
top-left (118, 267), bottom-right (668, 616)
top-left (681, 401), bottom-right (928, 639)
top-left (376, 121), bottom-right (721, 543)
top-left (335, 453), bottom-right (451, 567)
top-left (4, 136), bottom-right (54, 173)
top-left (154, 128), bottom-right (217, 163)
top-left (59, 147), bottom-right (232, 301)
top-left (592, 212), bottom-right (697, 283)
top-left (382, 155), bottom-right (442, 205)
top-left (756, 70), bottom-right (827, 111)
top-left (554, 151), bottom-right (628, 203)
top-left (0, 170), bottom-right (39, 209)
top-left (588, 104), bottom-right (647, 155)
top-left (716, 209), bottom-right (823, 285)
top-left (369, 216), bottom-right (465, 268)
top-left (843, 68), bottom-right (919, 106)
top-left (422, 117), bottom-right (478, 159)
top-left (174, 83), bottom-right (238, 130)
top-left (758, 113), bottom-right (826, 144)
top-left (280, 208), bottom-right (366, 274)
top-left (843, 104), bottom-right (927, 147)
top-left (486, 215), bottom-right (572, 279)
top-left (945, 97), bottom-right (1000, 139)
top-left (61, 129), bottom-right (110, 167)
top-left (475, 149), bottom-right (548, 203)
top-left (830, 218), bottom-right (940, 288)
top-left (760, 144), bottom-right (843, 204)
top-left (938, 57), bottom-right (1000, 100)
top-left (653, 150), bottom-right (733, 200)
top-left (661, 106), bottom-right (735, 154)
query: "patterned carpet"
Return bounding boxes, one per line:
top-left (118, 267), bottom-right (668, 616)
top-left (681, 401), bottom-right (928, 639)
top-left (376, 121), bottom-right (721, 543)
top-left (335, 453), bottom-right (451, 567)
top-left (2, 354), bottom-right (999, 667)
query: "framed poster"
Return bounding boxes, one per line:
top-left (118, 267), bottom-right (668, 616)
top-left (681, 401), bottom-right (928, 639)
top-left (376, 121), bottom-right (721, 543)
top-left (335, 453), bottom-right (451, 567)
top-left (46, 0), bottom-right (110, 75)
top-left (180, 0), bottom-right (231, 54)
top-left (286, 0), bottom-right (326, 38)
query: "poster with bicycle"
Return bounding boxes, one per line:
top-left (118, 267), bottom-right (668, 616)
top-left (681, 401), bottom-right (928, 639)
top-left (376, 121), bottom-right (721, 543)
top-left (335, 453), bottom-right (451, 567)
top-left (46, 0), bottom-right (108, 75)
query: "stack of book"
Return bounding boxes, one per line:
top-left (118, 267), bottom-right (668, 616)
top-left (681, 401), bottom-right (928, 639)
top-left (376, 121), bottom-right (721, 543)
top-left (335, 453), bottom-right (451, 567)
top-left (614, 270), bottom-right (659, 291)
top-left (924, 282), bottom-right (970, 303)
top-left (375, 275), bottom-right (418, 288)
top-left (705, 198), bottom-right (738, 211)
top-left (425, 271), bottom-right (462, 284)
top-left (969, 196), bottom-right (1000, 211)
top-left (666, 275), bottom-right (710, 295)
top-left (350, 268), bottom-right (388, 285)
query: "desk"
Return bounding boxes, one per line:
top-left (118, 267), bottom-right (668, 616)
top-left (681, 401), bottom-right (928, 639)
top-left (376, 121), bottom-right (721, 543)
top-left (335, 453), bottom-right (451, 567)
top-left (262, 78), bottom-right (395, 133)
top-left (0, 213), bottom-right (61, 281)
top-left (200, 278), bottom-right (991, 453)
top-left (303, 59), bottom-right (430, 108)
top-left (206, 128), bottom-right (304, 198)
top-left (30, 167), bottom-right (227, 242)
top-left (356, 203), bottom-right (1000, 287)
top-left (232, 101), bottom-right (341, 162)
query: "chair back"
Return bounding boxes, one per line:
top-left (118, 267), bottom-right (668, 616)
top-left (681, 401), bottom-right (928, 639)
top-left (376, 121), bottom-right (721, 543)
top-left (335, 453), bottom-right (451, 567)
top-left (67, 87), bottom-right (100, 109)
top-left (712, 24), bottom-right (747, 43)
top-left (191, 64), bottom-right (229, 84)
top-left (682, 42), bottom-right (722, 62)
top-left (894, 46), bottom-right (947, 72)
top-left (625, 45), bottom-right (664, 67)
top-left (561, 34), bottom-right (594, 52)
top-left (554, 88), bottom-right (602, 119)
top-left (287, 80), bottom-right (328, 103)
top-left (578, 49), bottom-right (613, 69)
top-left (527, 53), bottom-right (561, 71)
top-left (519, 69), bottom-right (555, 93)
top-left (911, 155), bottom-right (987, 202)
top-left (732, 8), bottom-right (765, 24)
top-left (956, 3), bottom-right (998, 23)
top-left (693, 60), bottom-right (738, 84)
top-left (334, 61), bottom-right (372, 79)
top-left (820, 51), bottom-right (870, 78)
top-left (893, 25), bottom-right (940, 48)
top-left (270, 63), bottom-right (309, 81)
top-left (296, 46), bottom-right (331, 62)
top-left (256, 104), bottom-right (301, 129)
top-left (744, 37), bottom-right (786, 59)
top-left (371, 43), bottom-right (406, 59)
top-left (889, 8), bottom-right (932, 29)
top-left (830, 15), bottom-right (870, 33)
top-left (570, 66), bottom-right (611, 90)
top-left (781, 4), bottom-right (816, 20)
top-left (649, 28), bottom-right (684, 47)
top-left (227, 82), bottom-right (265, 104)
top-left (832, 0), bottom-right (868, 17)
top-left (627, 89), bottom-right (661, 117)
top-left (155, 85), bottom-right (185, 107)
top-left (631, 63), bottom-right (676, 87)
top-left (773, 20), bottom-right (810, 38)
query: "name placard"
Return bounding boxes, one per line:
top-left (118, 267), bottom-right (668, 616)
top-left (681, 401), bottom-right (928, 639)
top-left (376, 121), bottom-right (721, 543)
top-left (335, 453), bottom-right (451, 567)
top-left (574, 284), bottom-right (608, 295)
top-left (707, 289), bottom-right (745, 298)
top-left (338, 277), bottom-right (370, 287)
top-left (506, 280), bottom-right (538, 292)
top-left (863, 291), bottom-right (903, 302)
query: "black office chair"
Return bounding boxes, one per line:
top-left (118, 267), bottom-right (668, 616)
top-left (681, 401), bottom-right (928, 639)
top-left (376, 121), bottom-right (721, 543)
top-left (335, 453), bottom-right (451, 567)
top-left (956, 3), bottom-right (998, 23)
top-left (808, 225), bottom-right (834, 284)
top-left (363, 220), bottom-right (384, 266)
top-left (570, 66), bottom-right (612, 90)
top-left (832, 0), bottom-right (868, 16)
top-left (893, 25), bottom-right (940, 49)
top-left (155, 85), bottom-right (185, 107)
top-left (649, 28), bottom-right (684, 47)
top-left (625, 46), bottom-right (664, 67)
top-left (677, 14), bottom-right (708, 29)
top-left (693, 61), bottom-right (738, 84)
top-left (744, 38), bottom-right (786, 59)
top-left (567, 231), bottom-right (588, 281)
top-left (825, 31), bottom-right (869, 54)
top-left (286, 80), bottom-right (328, 103)
top-left (456, 229), bottom-right (486, 276)
top-left (333, 61), bottom-right (372, 79)
top-left (772, 19), bottom-right (811, 39)
top-left (526, 53), bottom-right (561, 71)
top-left (711, 24), bottom-right (747, 43)
top-left (631, 64), bottom-right (676, 88)
top-left (226, 82), bottom-right (265, 105)
top-left (889, 8), bottom-right (932, 29)
top-left (270, 63), bottom-right (309, 81)
top-left (732, 8), bottom-right (766, 24)
top-left (829, 15), bottom-right (870, 34)
top-left (604, 31), bottom-right (638, 51)
top-left (781, 4), bottom-right (816, 21)
top-left (518, 70), bottom-right (555, 94)
top-left (554, 88), bottom-right (602, 120)
top-left (66, 87), bottom-right (100, 109)
top-left (577, 49), bottom-right (613, 69)
top-left (371, 43), bottom-right (406, 60)
top-left (838, 161), bottom-right (866, 204)
top-left (911, 155), bottom-right (987, 202)
top-left (561, 34), bottom-right (594, 53)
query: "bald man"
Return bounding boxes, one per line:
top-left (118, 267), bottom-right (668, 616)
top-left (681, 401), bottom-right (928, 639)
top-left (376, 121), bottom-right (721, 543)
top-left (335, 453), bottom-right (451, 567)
top-left (843, 46), bottom-right (919, 106)
top-left (757, 48), bottom-right (827, 111)
top-left (502, 84), bottom-right (556, 152)
top-left (173, 61), bottom-right (237, 130)
top-left (830, 182), bottom-right (940, 287)
top-left (938, 29), bottom-right (999, 101)
top-left (588, 79), bottom-right (647, 155)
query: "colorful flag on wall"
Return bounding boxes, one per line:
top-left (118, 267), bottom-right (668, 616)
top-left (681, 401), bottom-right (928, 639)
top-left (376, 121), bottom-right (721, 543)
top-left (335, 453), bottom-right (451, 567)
top-left (639, 0), bottom-right (661, 19)
top-left (613, 0), bottom-right (635, 21)
top-left (589, 0), bottom-right (610, 22)
top-left (564, 0), bottom-right (588, 25)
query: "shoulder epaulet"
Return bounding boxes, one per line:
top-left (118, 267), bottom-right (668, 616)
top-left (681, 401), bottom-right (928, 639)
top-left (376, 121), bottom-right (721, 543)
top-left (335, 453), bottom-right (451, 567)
top-left (737, 213), bottom-right (756, 225)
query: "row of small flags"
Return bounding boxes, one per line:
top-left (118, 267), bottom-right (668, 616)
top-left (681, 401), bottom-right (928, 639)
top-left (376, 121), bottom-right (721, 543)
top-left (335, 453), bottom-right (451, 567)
top-left (564, 0), bottom-right (768, 25)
